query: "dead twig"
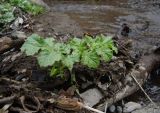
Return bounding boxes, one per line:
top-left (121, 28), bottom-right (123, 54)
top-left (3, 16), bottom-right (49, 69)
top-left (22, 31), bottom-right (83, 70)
top-left (79, 102), bottom-right (105, 113)
top-left (0, 77), bottom-right (21, 85)
top-left (20, 96), bottom-right (41, 113)
top-left (131, 73), bottom-right (157, 107)
top-left (55, 96), bottom-right (104, 113)
top-left (0, 38), bottom-right (24, 54)
top-left (0, 95), bottom-right (16, 104)
top-left (10, 107), bottom-right (28, 113)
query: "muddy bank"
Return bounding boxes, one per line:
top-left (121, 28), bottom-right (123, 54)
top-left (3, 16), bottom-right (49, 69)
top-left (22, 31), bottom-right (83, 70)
top-left (1, 0), bottom-right (160, 112)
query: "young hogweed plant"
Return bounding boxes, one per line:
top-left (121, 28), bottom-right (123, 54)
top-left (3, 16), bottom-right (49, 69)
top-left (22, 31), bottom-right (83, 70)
top-left (0, 3), bottom-right (15, 25)
top-left (9, 0), bottom-right (44, 15)
top-left (0, 0), bottom-right (44, 27)
top-left (21, 34), bottom-right (118, 78)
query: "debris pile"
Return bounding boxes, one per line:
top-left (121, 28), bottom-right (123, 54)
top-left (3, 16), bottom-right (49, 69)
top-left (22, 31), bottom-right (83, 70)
top-left (1, 0), bottom-right (160, 113)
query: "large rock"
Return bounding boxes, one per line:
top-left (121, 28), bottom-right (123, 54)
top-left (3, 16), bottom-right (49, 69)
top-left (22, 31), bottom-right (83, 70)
top-left (132, 103), bottom-right (160, 113)
top-left (124, 102), bottom-right (142, 113)
top-left (80, 88), bottom-right (103, 107)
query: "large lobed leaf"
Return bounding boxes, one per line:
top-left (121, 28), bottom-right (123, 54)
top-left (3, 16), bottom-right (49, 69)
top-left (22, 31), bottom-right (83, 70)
top-left (38, 50), bottom-right (62, 67)
top-left (81, 51), bottom-right (100, 68)
top-left (21, 34), bottom-right (42, 55)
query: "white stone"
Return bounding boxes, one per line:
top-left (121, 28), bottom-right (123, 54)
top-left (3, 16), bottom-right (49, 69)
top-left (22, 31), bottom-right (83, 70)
top-left (124, 102), bottom-right (142, 113)
top-left (109, 105), bottom-right (116, 113)
top-left (117, 106), bottom-right (123, 113)
top-left (80, 88), bottom-right (103, 107)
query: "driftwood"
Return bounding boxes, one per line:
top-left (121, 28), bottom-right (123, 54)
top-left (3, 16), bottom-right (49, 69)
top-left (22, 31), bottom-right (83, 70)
top-left (0, 95), bottom-right (16, 104)
top-left (0, 37), bottom-right (24, 54)
top-left (0, 33), bottom-right (160, 112)
top-left (20, 96), bottom-right (41, 113)
top-left (0, 49), bottom-right (159, 113)
top-left (95, 48), bottom-right (160, 111)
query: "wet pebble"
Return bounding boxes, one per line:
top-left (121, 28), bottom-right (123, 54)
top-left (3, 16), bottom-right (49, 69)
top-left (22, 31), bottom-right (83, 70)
top-left (15, 74), bottom-right (26, 81)
top-left (120, 23), bottom-right (131, 37)
top-left (107, 105), bottom-right (123, 113)
top-left (109, 105), bottom-right (116, 113)
top-left (22, 78), bottom-right (28, 82)
top-left (117, 106), bottom-right (123, 113)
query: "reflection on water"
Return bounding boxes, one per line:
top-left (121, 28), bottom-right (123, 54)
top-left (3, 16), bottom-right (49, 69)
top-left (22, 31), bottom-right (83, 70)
top-left (44, 0), bottom-right (160, 38)
top-left (44, 0), bottom-right (128, 6)
top-left (44, 0), bottom-right (129, 34)
top-left (67, 10), bottom-right (126, 34)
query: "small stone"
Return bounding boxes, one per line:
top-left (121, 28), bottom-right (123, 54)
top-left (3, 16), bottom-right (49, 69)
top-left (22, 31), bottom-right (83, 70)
top-left (124, 102), bottom-right (142, 113)
top-left (80, 88), bottom-right (103, 107)
top-left (22, 78), bottom-right (28, 82)
top-left (117, 106), bottom-right (123, 113)
top-left (12, 31), bottom-right (27, 39)
top-left (15, 17), bottom-right (24, 25)
top-left (120, 23), bottom-right (131, 37)
top-left (11, 17), bottom-right (24, 29)
top-left (98, 82), bottom-right (109, 90)
top-left (118, 61), bottom-right (124, 68)
top-left (15, 74), bottom-right (26, 81)
top-left (47, 98), bottom-right (55, 103)
top-left (112, 56), bottom-right (118, 60)
top-left (109, 105), bottom-right (116, 113)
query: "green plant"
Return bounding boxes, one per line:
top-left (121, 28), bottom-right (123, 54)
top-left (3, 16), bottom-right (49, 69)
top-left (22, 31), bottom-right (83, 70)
top-left (0, 0), bottom-right (44, 27)
top-left (21, 34), bottom-right (118, 78)
top-left (0, 3), bottom-right (15, 24)
top-left (9, 0), bottom-right (44, 15)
